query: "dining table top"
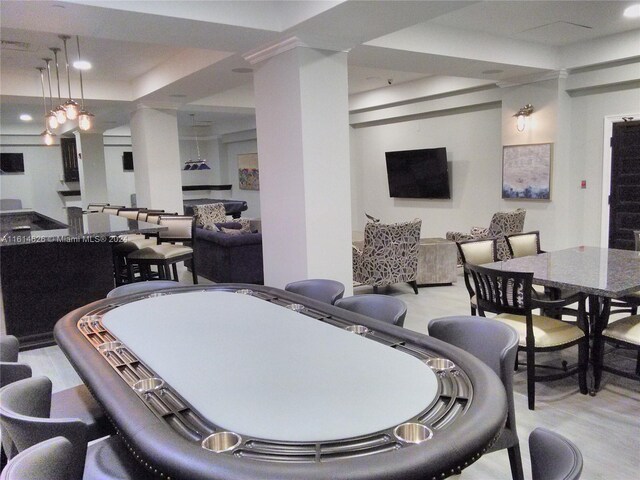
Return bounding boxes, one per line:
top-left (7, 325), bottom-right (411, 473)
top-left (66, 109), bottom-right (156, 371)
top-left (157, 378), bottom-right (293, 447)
top-left (484, 246), bottom-right (640, 298)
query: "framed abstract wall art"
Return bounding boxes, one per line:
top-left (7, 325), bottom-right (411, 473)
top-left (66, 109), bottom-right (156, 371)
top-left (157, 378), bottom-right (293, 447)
top-left (238, 153), bottom-right (259, 190)
top-left (502, 143), bottom-right (552, 200)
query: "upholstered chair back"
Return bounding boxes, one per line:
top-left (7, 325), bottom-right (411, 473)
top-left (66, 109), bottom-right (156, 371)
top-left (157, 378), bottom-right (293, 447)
top-left (101, 206), bottom-right (124, 215)
top-left (192, 203), bottom-right (227, 228)
top-left (353, 219), bottom-right (421, 288)
top-left (117, 208), bottom-right (141, 220)
top-left (507, 231), bottom-right (542, 258)
top-left (457, 238), bottom-right (497, 265)
top-left (158, 215), bottom-right (194, 241)
top-left (0, 377), bottom-right (88, 480)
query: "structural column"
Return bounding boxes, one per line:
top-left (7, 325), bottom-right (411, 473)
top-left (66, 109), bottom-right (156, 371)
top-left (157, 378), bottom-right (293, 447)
top-left (75, 131), bottom-right (108, 209)
top-left (247, 39), bottom-right (353, 291)
top-left (130, 106), bottom-right (183, 213)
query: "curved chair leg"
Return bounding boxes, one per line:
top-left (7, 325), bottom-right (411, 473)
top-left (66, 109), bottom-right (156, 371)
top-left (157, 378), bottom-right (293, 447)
top-left (527, 346), bottom-right (536, 410)
top-left (191, 260), bottom-right (198, 284)
top-left (408, 281), bottom-right (418, 294)
top-left (507, 444), bottom-right (525, 480)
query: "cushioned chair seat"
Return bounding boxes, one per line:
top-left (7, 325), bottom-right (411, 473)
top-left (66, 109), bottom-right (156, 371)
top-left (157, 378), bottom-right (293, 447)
top-left (129, 244), bottom-right (192, 260)
top-left (603, 315), bottom-right (640, 344)
top-left (84, 434), bottom-right (152, 479)
top-left (50, 385), bottom-right (111, 442)
top-left (496, 313), bottom-right (585, 348)
top-left (113, 237), bottom-right (157, 254)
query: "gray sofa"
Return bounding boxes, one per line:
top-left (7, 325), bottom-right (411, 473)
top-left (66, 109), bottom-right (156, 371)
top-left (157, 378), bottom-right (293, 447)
top-left (193, 224), bottom-right (263, 284)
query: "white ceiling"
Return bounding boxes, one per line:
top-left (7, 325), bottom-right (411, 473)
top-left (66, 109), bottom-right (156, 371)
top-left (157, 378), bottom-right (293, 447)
top-left (1, 0), bottom-right (639, 135)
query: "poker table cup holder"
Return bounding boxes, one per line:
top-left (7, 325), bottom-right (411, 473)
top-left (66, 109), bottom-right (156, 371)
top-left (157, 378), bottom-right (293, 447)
top-left (133, 377), bottom-right (165, 394)
top-left (202, 431), bottom-right (242, 453)
top-left (345, 324), bottom-right (371, 335)
top-left (393, 423), bottom-right (433, 444)
top-left (97, 341), bottom-right (123, 355)
top-left (424, 357), bottom-right (457, 376)
top-left (285, 303), bottom-right (306, 312)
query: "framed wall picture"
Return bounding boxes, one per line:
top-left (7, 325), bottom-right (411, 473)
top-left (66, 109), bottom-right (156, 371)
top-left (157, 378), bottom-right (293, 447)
top-left (238, 153), bottom-right (259, 190)
top-left (502, 143), bottom-right (552, 200)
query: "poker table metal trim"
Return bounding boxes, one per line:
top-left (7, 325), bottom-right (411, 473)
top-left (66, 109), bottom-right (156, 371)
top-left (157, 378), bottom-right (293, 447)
top-left (54, 284), bottom-right (507, 480)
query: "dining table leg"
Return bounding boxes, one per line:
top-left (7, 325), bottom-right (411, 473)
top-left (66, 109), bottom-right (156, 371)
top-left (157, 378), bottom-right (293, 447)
top-left (589, 295), bottom-right (611, 394)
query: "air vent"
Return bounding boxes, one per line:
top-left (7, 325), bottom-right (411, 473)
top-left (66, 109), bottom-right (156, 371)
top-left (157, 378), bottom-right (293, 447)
top-left (1, 40), bottom-right (31, 51)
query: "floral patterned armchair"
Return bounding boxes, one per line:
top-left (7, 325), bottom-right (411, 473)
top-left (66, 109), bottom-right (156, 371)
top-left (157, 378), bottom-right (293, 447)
top-left (446, 208), bottom-right (526, 262)
top-left (353, 218), bottom-right (422, 294)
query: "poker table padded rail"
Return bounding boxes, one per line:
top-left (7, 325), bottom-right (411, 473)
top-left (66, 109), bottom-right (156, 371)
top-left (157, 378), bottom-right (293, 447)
top-left (54, 284), bottom-right (507, 480)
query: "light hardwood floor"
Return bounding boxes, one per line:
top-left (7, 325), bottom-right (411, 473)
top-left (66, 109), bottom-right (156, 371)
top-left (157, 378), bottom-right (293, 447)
top-left (19, 270), bottom-right (640, 480)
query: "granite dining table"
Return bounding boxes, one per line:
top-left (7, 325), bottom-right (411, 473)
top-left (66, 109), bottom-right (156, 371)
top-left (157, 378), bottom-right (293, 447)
top-left (484, 246), bottom-right (640, 390)
top-left (0, 212), bottom-right (165, 349)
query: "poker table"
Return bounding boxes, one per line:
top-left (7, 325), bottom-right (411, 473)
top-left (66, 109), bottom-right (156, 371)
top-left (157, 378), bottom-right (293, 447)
top-left (54, 284), bottom-right (506, 480)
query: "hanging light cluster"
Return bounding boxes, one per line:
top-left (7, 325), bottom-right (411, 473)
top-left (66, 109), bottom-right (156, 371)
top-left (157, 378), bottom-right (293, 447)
top-left (183, 114), bottom-right (211, 170)
top-left (39, 34), bottom-right (94, 143)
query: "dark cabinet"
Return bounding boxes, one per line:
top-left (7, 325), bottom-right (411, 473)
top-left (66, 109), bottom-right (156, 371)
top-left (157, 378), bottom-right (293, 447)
top-left (60, 137), bottom-right (80, 182)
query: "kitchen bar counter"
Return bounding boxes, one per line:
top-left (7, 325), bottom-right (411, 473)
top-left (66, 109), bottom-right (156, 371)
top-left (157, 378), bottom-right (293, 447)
top-left (0, 212), bottom-right (164, 349)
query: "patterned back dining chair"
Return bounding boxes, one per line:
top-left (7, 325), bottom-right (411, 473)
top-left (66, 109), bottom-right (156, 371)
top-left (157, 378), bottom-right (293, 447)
top-left (466, 263), bottom-right (589, 410)
top-left (352, 219), bottom-right (422, 294)
top-left (457, 237), bottom-right (498, 315)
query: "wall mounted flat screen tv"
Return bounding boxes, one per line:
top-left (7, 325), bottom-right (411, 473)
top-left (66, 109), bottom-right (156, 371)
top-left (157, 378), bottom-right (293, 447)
top-left (0, 153), bottom-right (25, 174)
top-left (122, 152), bottom-right (134, 171)
top-left (385, 147), bottom-right (450, 199)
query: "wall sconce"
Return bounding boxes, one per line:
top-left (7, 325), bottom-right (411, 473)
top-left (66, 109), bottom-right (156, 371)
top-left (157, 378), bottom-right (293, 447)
top-left (514, 104), bottom-right (534, 132)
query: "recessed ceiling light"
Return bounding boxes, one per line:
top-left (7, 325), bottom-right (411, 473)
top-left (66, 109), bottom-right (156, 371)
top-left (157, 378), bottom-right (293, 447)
top-left (73, 60), bottom-right (92, 70)
top-left (232, 67), bottom-right (253, 73)
top-left (19, 114), bottom-right (33, 122)
top-left (623, 4), bottom-right (640, 18)
top-left (482, 69), bottom-right (503, 74)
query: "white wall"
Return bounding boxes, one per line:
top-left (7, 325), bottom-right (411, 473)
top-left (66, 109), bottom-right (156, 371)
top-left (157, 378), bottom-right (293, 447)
top-left (570, 87), bottom-right (640, 247)
top-left (350, 106), bottom-right (503, 237)
top-left (349, 71), bottom-right (640, 251)
top-left (0, 137), bottom-right (69, 223)
top-left (104, 136), bottom-right (137, 207)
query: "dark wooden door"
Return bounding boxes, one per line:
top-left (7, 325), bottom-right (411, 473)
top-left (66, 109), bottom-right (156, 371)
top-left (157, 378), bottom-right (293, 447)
top-left (608, 120), bottom-right (640, 249)
top-left (60, 136), bottom-right (80, 182)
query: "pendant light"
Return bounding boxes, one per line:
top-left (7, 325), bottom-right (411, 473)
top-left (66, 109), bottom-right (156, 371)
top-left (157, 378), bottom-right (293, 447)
top-left (60, 35), bottom-right (79, 120)
top-left (42, 58), bottom-right (59, 130)
top-left (193, 114), bottom-right (211, 170)
top-left (50, 47), bottom-right (67, 125)
top-left (37, 67), bottom-right (56, 146)
top-left (75, 36), bottom-right (94, 131)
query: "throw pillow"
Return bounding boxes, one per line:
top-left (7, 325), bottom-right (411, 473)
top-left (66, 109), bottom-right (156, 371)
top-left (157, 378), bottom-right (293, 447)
top-left (193, 203), bottom-right (227, 230)
top-left (221, 227), bottom-right (243, 235)
top-left (204, 223), bottom-right (220, 232)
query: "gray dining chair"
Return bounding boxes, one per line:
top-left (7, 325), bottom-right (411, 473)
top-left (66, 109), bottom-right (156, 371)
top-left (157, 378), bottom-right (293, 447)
top-left (427, 315), bottom-right (524, 480)
top-left (529, 428), bottom-right (583, 480)
top-left (334, 294), bottom-right (407, 327)
top-left (0, 437), bottom-right (73, 480)
top-left (0, 335), bottom-right (112, 461)
top-left (284, 279), bottom-right (345, 305)
top-left (107, 279), bottom-right (188, 298)
top-left (0, 376), bottom-right (154, 480)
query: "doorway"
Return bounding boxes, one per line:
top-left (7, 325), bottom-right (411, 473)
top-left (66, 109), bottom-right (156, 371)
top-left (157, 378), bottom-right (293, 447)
top-left (607, 119), bottom-right (640, 249)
